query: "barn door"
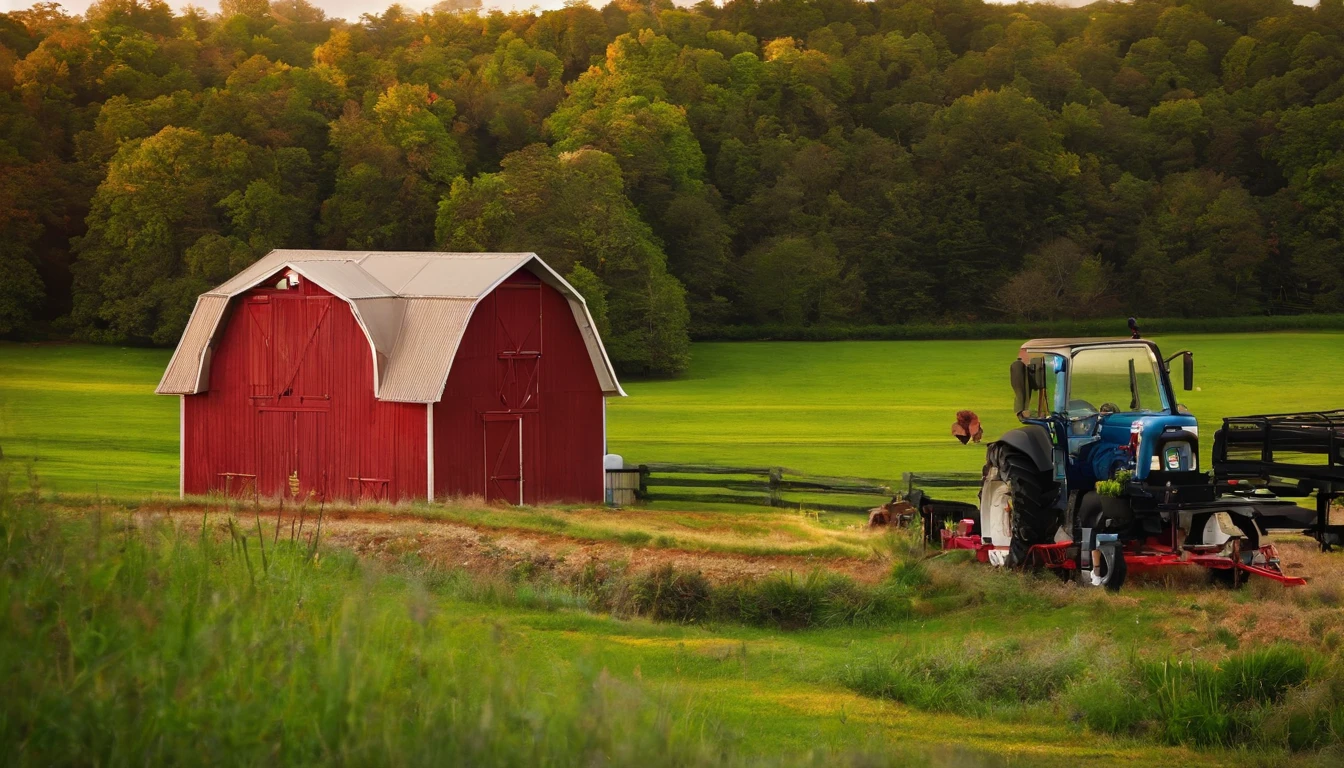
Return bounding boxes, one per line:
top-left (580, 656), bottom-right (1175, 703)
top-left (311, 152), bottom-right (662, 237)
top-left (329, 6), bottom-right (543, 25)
top-left (294, 411), bottom-right (327, 500)
top-left (484, 414), bottom-right (523, 505)
top-left (495, 280), bottom-right (542, 411)
top-left (256, 409), bottom-right (327, 500)
top-left (272, 295), bottom-right (331, 406)
top-left (246, 298), bottom-right (272, 399)
top-left (256, 410), bottom-right (296, 498)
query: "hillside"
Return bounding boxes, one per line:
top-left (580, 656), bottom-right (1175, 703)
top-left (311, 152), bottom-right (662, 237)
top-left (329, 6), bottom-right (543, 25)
top-left (4, 0), bottom-right (1344, 375)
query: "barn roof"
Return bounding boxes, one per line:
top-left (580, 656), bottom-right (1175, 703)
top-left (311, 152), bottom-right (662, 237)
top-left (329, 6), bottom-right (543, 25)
top-left (156, 250), bottom-right (625, 402)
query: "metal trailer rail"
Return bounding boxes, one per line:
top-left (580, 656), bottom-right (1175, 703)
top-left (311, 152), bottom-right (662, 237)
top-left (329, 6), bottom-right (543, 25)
top-left (1214, 409), bottom-right (1344, 550)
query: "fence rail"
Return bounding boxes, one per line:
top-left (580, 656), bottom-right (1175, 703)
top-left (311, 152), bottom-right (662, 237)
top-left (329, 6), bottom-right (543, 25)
top-left (626, 463), bottom-right (894, 514)
top-left (901, 471), bottom-right (983, 495)
top-left (604, 466), bottom-right (987, 513)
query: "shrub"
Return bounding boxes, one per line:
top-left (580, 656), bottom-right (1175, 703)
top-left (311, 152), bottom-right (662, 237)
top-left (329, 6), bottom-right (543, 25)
top-left (623, 565), bottom-right (714, 623)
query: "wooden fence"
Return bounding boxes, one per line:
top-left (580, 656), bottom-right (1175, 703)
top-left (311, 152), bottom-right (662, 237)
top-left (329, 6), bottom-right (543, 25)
top-left (900, 471), bottom-right (983, 495)
top-left (623, 463), bottom-right (895, 514)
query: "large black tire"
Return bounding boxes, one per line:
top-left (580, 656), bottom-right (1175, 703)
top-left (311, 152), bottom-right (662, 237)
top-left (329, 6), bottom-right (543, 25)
top-left (988, 442), bottom-right (1062, 567)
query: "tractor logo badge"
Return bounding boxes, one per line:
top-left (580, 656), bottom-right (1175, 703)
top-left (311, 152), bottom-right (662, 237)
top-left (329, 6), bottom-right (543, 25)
top-left (1166, 451), bottom-right (1180, 470)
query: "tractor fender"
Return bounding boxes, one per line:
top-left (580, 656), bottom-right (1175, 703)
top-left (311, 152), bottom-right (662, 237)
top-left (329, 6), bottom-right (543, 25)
top-left (994, 426), bottom-right (1054, 474)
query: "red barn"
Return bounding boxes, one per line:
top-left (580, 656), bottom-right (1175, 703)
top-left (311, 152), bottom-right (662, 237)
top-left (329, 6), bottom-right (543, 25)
top-left (156, 250), bottom-right (624, 505)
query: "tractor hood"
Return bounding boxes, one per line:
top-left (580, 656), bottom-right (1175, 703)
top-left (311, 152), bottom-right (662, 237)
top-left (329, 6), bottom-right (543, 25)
top-left (1096, 413), bottom-right (1200, 480)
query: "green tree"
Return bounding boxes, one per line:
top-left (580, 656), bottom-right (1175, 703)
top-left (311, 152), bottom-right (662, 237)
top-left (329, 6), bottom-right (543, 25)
top-left (319, 83), bottom-right (463, 249)
top-left (71, 127), bottom-right (261, 343)
top-left (436, 144), bottom-right (689, 374)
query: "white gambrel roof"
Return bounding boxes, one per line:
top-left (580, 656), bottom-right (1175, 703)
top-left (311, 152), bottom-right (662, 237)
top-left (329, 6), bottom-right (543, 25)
top-left (156, 250), bottom-right (625, 402)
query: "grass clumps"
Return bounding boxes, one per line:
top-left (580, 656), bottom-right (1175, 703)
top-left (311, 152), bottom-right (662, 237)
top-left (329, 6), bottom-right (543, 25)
top-left (1136, 646), bottom-right (1317, 747)
top-left (842, 638), bottom-right (1090, 716)
top-left (715, 570), bottom-right (911, 629)
top-left (0, 496), bottom-right (738, 766)
top-left (842, 634), bottom-right (1344, 753)
top-left (592, 565), bottom-right (915, 629)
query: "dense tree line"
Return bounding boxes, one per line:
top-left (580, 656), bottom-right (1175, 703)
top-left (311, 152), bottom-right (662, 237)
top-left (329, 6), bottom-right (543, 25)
top-left (2, 0), bottom-right (1343, 374)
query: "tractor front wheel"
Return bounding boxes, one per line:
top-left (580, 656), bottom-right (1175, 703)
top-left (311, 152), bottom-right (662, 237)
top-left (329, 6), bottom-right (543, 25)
top-left (1094, 545), bottom-right (1127, 591)
top-left (987, 442), bottom-right (1061, 567)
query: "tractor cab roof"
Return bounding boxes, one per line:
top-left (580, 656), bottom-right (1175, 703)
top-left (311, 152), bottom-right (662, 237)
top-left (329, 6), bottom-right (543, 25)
top-left (1019, 338), bottom-right (1161, 360)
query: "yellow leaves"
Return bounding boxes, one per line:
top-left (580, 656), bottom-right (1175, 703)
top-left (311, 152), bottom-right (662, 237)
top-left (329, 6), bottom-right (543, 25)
top-left (1052, 151), bottom-right (1082, 180)
top-left (312, 29), bottom-right (352, 70)
top-left (763, 37), bottom-right (800, 63)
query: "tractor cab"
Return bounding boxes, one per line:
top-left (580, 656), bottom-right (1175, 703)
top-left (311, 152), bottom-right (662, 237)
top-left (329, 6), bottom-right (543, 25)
top-left (1011, 337), bottom-right (1198, 492)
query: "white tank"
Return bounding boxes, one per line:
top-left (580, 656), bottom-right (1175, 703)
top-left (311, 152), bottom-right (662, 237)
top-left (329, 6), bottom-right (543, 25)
top-left (603, 454), bottom-right (624, 471)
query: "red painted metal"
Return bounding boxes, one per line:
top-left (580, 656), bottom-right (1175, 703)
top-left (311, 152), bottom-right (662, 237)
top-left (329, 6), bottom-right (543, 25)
top-left (940, 519), bottom-right (982, 550)
top-left (183, 275), bottom-right (427, 502)
top-left (434, 271), bottom-right (605, 504)
top-left (1025, 541), bottom-right (1077, 570)
top-left (1014, 537), bottom-right (1307, 586)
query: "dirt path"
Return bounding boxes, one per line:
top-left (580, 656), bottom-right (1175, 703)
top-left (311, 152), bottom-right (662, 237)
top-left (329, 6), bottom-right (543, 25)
top-left (142, 507), bottom-right (892, 584)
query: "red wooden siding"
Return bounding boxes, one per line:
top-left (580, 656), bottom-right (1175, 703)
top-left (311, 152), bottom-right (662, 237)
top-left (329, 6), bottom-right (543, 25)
top-left (434, 271), bottom-right (604, 504)
top-left (183, 276), bottom-right (427, 502)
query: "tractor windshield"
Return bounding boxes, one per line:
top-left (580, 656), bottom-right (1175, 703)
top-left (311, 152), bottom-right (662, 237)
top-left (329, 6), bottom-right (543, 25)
top-left (1068, 346), bottom-right (1166, 415)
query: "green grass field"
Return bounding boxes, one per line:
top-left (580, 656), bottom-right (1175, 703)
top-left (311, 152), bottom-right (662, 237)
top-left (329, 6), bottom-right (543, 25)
top-left (2, 333), bottom-right (1342, 497)
top-left (608, 333), bottom-right (1344, 482)
top-left (6, 336), bottom-right (1344, 766)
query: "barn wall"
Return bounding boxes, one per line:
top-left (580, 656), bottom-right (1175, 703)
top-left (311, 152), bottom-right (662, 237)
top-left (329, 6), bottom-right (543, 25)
top-left (183, 278), bottom-right (427, 502)
top-left (434, 271), bottom-right (604, 504)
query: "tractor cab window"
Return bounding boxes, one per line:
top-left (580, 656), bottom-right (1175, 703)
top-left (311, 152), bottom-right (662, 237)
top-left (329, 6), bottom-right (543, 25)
top-left (1022, 355), bottom-right (1056, 419)
top-left (1068, 346), bottom-right (1166, 416)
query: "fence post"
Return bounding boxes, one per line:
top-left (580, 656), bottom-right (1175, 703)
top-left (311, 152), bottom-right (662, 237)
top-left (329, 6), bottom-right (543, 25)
top-left (769, 468), bottom-right (782, 507)
top-left (638, 464), bottom-right (649, 501)
top-left (903, 472), bottom-right (913, 498)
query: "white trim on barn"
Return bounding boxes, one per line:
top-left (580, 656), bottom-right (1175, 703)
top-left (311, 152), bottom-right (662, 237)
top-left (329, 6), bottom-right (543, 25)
top-left (179, 395), bottom-right (185, 499)
top-left (426, 402), bottom-right (435, 502)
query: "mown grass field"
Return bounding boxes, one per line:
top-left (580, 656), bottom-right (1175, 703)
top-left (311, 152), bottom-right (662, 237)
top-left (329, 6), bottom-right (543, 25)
top-left (3, 333), bottom-right (1342, 498)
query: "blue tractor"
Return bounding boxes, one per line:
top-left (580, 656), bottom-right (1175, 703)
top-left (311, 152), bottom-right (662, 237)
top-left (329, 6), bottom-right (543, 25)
top-left (975, 322), bottom-right (1309, 590)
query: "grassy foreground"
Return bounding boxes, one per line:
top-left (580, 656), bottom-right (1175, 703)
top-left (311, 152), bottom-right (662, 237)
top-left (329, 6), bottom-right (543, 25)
top-left (2, 333), bottom-right (1343, 498)
top-left (11, 490), bottom-right (1344, 767)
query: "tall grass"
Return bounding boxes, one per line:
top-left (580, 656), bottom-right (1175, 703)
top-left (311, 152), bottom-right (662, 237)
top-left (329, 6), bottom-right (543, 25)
top-left (841, 636), bottom-right (1344, 752)
top-left (0, 496), bottom-right (809, 766)
top-left (575, 563), bottom-right (918, 629)
top-left (841, 638), bottom-right (1090, 716)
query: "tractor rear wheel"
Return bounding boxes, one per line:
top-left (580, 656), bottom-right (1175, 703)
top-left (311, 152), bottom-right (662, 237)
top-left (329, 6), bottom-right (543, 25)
top-left (988, 443), bottom-right (1062, 567)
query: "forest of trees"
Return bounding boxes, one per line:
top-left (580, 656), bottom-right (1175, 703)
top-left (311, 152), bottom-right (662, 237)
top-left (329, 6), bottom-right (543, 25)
top-left (2, 0), bottom-right (1343, 374)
